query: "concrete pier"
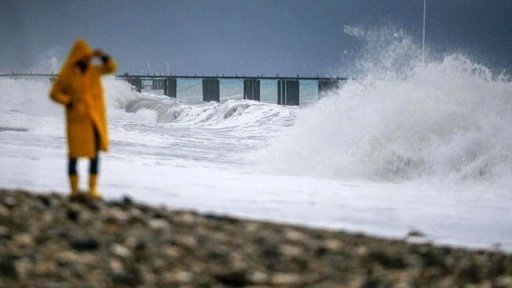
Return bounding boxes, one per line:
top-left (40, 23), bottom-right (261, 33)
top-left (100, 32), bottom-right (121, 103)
top-left (202, 79), bottom-right (220, 102)
top-left (277, 80), bottom-right (300, 106)
top-left (243, 79), bottom-right (260, 101)
top-left (1, 73), bottom-right (348, 106)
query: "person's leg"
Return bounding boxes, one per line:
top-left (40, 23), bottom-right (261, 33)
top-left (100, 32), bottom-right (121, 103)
top-left (68, 157), bottom-right (79, 195)
top-left (89, 157), bottom-right (99, 175)
top-left (88, 127), bottom-right (102, 199)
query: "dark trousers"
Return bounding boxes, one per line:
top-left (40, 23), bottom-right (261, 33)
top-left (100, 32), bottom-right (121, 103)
top-left (68, 128), bottom-right (100, 176)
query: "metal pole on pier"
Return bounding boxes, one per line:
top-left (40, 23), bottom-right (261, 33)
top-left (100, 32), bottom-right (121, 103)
top-left (422, 0), bottom-right (427, 65)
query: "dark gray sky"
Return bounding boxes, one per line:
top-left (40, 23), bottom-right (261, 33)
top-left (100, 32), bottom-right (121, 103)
top-left (2, 0), bottom-right (511, 76)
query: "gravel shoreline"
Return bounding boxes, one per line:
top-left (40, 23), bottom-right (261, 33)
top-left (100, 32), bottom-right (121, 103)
top-left (0, 189), bottom-right (511, 287)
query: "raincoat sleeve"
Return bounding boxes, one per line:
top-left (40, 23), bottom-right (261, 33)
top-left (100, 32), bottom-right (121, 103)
top-left (99, 55), bottom-right (117, 75)
top-left (49, 78), bottom-right (71, 106)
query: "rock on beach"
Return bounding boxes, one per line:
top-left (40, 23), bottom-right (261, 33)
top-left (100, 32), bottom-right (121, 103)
top-left (0, 189), bottom-right (511, 287)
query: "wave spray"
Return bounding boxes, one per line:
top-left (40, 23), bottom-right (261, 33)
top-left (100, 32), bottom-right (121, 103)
top-left (257, 27), bottom-right (512, 192)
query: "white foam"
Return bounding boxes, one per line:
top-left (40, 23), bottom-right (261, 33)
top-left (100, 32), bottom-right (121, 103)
top-left (256, 30), bottom-right (512, 193)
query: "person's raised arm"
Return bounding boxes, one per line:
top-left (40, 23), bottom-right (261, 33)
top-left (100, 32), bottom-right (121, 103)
top-left (94, 49), bottom-right (117, 75)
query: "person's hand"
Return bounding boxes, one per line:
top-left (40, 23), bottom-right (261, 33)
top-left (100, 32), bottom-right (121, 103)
top-left (94, 49), bottom-right (110, 63)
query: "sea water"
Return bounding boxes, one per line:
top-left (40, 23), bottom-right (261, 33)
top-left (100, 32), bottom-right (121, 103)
top-left (1, 27), bottom-right (511, 251)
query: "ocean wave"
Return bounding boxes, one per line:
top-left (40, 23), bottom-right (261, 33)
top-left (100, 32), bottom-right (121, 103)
top-left (256, 28), bottom-right (512, 191)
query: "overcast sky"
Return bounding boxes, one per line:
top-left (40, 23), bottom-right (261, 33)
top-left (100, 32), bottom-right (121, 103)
top-left (2, 0), bottom-right (511, 76)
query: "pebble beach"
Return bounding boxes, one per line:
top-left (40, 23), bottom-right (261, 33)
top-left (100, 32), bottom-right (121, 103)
top-left (0, 189), bottom-right (511, 287)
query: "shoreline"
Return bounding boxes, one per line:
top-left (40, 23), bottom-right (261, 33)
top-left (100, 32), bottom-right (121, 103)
top-left (0, 188), bottom-right (511, 287)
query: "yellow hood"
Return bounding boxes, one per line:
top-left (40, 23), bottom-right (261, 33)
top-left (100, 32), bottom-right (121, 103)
top-left (63, 38), bottom-right (94, 68)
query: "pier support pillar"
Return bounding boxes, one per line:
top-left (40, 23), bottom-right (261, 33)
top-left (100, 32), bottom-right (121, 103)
top-left (243, 79), bottom-right (260, 101)
top-left (277, 79), bottom-right (300, 106)
top-left (126, 77), bottom-right (142, 93)
top-left (202, 79), bottom-right (220, 102)
top-left (164, 77), bottom-right (177, 98)
top-left (318, 80), bottom-right (339, 98)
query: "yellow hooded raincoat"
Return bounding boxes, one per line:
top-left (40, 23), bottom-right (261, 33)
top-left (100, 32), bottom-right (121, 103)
top-left (50, 39), bottom-right (117, 158)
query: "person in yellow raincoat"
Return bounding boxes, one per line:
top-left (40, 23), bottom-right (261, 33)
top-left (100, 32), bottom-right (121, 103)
top-left (50, 39), bottom-right (117, 200)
